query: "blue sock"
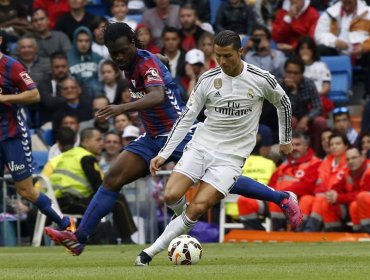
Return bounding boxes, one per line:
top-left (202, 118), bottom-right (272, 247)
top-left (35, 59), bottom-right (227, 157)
top-left (75, 186), bottom-right (119, 243)
top-left (34, 193), bottom-right (69, 229)
top-left (230, 176), bottom-right (288, 205)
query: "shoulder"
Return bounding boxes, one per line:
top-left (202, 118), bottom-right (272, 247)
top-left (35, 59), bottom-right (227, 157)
top-left (194, 66), bottom-right (222, 91)
top-left (246, 63), bottom-right (278, 89)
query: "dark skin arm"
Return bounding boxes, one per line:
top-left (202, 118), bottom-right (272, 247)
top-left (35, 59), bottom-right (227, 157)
top-left (95, 86), bottom-right (165, 120)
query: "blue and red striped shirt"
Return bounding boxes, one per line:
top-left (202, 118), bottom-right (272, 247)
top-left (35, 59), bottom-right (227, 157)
top-left (0, 54), bottom-right (36, 140)
top-left (125, 49), bottom-right (185, 137)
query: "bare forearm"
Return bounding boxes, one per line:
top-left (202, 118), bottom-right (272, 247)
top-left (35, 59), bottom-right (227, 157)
top-left (1, 88), bottom-right (40, 104)
top-left (124, 91), bottom-right (164, 112)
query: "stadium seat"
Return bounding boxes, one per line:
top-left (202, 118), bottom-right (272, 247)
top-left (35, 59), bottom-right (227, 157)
top-left (126, 14), bottom-right (143, 24)
top-left (85, 3), bottom-right (108, 17)
top-left (321, 56), bottom-right (352, 104)
top-left (210, 0), bottom-right (224, 25)
top-left (32, 151), bottom-right (48, 174)
top-left (39, 129), bottom-right (54, 147)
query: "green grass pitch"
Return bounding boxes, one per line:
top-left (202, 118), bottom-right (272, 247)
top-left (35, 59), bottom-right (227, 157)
top-left (0, 242), bottom-right (369, 280)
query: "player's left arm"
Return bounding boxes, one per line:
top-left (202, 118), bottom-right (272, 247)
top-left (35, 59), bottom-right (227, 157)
top-left (0, 61), bottom-right (40, 104)
top-left (0, 88), bottom-right (40, 104)
top-left (262, 75), bottom-right (292, 155)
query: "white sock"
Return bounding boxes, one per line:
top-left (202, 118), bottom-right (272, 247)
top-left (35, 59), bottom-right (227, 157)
top-left (167, 196), bottom-right (186, 216)
top-left (144, 212), bottom-right (196, 258)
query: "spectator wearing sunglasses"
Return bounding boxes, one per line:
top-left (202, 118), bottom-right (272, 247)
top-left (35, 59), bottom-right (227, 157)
top-left (332, 107), bottom-right (359, 146)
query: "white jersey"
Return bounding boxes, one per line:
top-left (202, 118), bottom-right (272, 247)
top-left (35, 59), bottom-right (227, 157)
top-left (159, 61), bottom-right (292, 160)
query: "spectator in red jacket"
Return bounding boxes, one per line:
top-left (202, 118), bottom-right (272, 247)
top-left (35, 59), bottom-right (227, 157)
top-left (347, 148), bottom-right (370, 233)
top-left (272, 0), bottom-right (319, 54)
top-left (33, 0), bottom-right (70, 30)
top-left (303, 133), bottom-right (351, 231)
top-left (268, 131), bottom-right (322, 231)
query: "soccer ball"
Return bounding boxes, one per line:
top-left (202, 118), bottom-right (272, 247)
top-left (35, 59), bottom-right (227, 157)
top-left (167, 235), bottom-right (202, 265)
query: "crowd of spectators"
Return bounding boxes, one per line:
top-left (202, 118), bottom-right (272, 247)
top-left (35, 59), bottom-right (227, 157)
top-left (2, 0), bottom-right (370, 244)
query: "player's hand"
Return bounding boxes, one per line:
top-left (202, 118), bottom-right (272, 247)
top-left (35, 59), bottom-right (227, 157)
top-left (95, 104), bottom-right (125, 120)
top-left (149, 156), bottom-right (166, 176)
top-left (279, 142), bottom-right (292, 156)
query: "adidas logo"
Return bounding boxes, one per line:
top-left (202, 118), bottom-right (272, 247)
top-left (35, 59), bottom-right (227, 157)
top-left (214, 91), bottom-right (221, 97)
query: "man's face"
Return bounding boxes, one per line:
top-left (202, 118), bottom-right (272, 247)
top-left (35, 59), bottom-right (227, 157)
top-left (329, 136), bottom-right (347, 157)
top-left (60, 79), bottom-right (81, 102)
top-left (84, 130), bottom-right (103, 156)
top-left (51, 58), bottom-right (69, 80)
top-left (333, 114), bottom-right (350, 134)
top-left (346, 148), bottom-right (363, 171)
top-left (104, 134), bottom-right (122, 156)
top-left (69, 0), bottom-right (86, 9)
top-left (163, 32), bottom-right (180, 53)
top-left (321, 131), bottom-right (332, 155)
top-left (32, 10), bottom-right (49, 33)
top-left (180, 8), bottom-right (197, 31)
top-left (342, 0), bottom-right (356, 14)
top-left (284, 63), bottom-right (303, 85)
top-left (61, 116), bottom-right (79, 132)
top-left (106, 36), bottom-right (136, 71)
top-left (290, 137), bottom-right (308, 159)
top-left (215, 44), bottom-right (243, 76)
top-left (76, 32), bottom-right (91, 54)
top-left (18, 38), bottom-right (37, 62)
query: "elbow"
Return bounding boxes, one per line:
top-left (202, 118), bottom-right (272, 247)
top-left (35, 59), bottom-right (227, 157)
top-left (32, 89), bottom-right (41, 103)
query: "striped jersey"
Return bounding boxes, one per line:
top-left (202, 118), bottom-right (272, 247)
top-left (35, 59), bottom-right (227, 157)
top-left (159, 61), bottom-right (292, 160)
top-left (125, 49), bottom-right (185, 137)
top-left (0, 54), bottom-right (36, 141)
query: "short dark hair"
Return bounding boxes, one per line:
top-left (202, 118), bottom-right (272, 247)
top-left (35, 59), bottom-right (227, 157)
top-left (162, 26), bottom-right (181, 38)
top-left (80, 128), bottom-right (99, 143)
top-left (214, 30), bottom-right (241, 50)
top-left (104, 22), bottom-right (142, 48)
top-left (50, 51), bottom-right (68, 62)
top-left (32, 8), bottom-right (49, 18)
top-left (284, 56), bottom-right (305, 74)
top-left (329, 131), bottom-right (351, 148)
top-left (296, 36), bottom-right (320, 62)
top-left (292, 131), bottom-right (310, 146)
top-left (56, 127), bottom-right (75, 151)
top-left (110, 0), bottom-right (128, 8)
top-left (251, 25), bottom-right (271, 40)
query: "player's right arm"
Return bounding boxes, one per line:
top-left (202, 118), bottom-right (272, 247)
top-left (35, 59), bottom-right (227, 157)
top-left (95, 85), bottom-right (165, 120)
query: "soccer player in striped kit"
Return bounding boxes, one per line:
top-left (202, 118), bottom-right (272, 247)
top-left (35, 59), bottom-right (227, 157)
top-left (44, 23), bottom-right (302, 256)
top-left (0, 30), bottom-right (73, 232)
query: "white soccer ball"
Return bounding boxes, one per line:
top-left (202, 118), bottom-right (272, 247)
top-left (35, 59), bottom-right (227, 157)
top-left (167, 235), bottom-right (202, 265)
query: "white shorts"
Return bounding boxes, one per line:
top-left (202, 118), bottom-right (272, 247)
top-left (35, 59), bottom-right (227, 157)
top-left (174, 142), bottom-right (244, 197)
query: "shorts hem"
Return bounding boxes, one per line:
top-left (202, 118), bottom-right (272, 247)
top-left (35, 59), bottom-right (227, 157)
top-left (172, 169), bottom-right (198, 183)
top-left (201, 178), bottom-right (227, 197)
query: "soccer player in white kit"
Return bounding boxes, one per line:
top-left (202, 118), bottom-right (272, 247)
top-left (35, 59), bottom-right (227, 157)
top-left (135, 30), bottom-right (293, 266)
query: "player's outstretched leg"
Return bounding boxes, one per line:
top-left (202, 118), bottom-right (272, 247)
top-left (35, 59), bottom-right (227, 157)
top-left (230, 176), bottom-right (302, 230)
top-left (135, 212), bottom-right (197, 266)
top-left (44, 186), bottom-right (119, 255)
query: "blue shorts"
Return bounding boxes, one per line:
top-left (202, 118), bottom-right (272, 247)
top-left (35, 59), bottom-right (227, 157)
top-left (124, 132), bottom-right (193, 173)
top-left (0, 137), bottom-right (33, 181)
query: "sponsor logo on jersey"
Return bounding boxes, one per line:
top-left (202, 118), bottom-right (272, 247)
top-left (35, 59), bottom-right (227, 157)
top-left (247, 88), bottom-right (254, 98)
top-left (214, 78), bottom-right (222, 89)
top-left (20, 71), bottom-right (34, 85)
top-left (214, 91), bottom-right (221, 97)
top-left (146, 68), bottom-right (162, 82)
top-left (8, 161), bottom-right (25, 172)
top-left (215, 101), bottom-right (252, 116)
top-left (129, 88), bottom-right (145, 99)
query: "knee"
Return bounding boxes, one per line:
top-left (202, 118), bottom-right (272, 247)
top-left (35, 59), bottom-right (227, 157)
top-left (103, 170), bottom-right (123, 191)
top-left (186, 201), bottom-right (208, 220)
top-left (164, 187), bottom-right (181, 205)
top-left (356, 191), bottom-right (370, 203)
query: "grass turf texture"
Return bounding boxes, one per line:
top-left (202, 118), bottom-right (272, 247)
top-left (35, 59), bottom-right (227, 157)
top-left (0, 242), bottom-right (369, 280)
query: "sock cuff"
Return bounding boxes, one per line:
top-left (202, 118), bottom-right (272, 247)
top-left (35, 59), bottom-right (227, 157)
top-left (167, 196), bottom-right (185, 207)
top-left (181, 212), bottom-right (197, 229)
top-left (34, 192), bottom-right (51, 209)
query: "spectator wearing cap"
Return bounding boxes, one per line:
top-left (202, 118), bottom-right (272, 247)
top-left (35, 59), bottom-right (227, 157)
top-left (122, 125), bottom-right (140, 147)
top-left (332, 107), bottom-right (359, 146)
top-left (185, 48), bottom-right (206, 97)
